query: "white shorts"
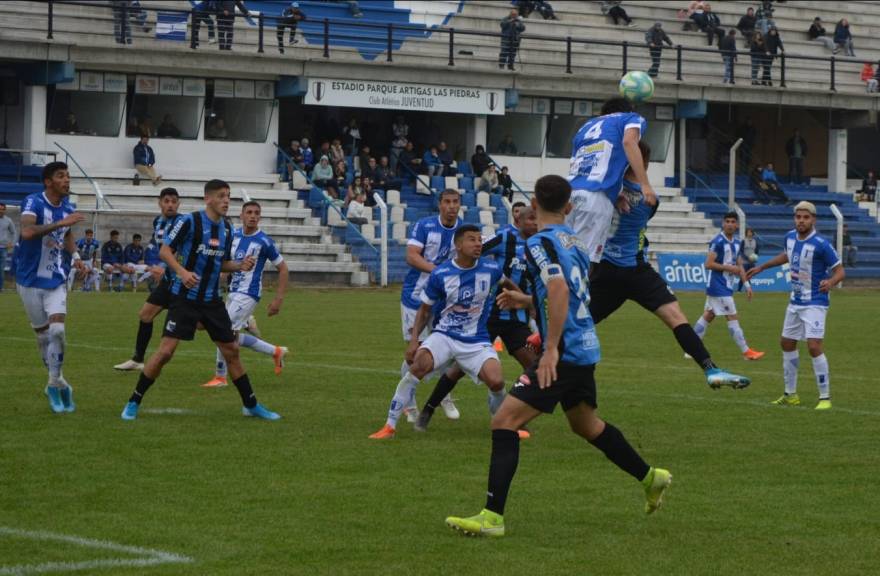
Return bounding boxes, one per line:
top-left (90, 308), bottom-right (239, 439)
top-left (782, 304), bottom-right (827, 341)
top-left (705, 296), bottom-right (737, 316)
top-left (401, 303), bottom-right (432, 343)
top-left (565, 189), bottom-right (615, 263)
top-left (17, 284), bottom-right (68, 328)
top-left (420, 332), bottom-right (499, 383)
top-left (226, 292), bottom-right (258, 331)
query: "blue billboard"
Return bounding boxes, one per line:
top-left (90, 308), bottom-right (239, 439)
top-left (656, 253), bottom-right (791, 292)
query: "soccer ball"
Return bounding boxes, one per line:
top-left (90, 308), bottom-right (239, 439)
top-left (619, 71), bottom-right (655, 102)
top-left (749, 254), bottom-right (758, 263)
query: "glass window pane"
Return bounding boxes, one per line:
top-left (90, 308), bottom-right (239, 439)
top-left (643, 120), bottom-right (673, 163)
top-left (127, 95), bottom-right (201, 140)
top-left (487, 113), bottom-right (544, 157)
top-left (48, 91), bottom-right (123, 137)
top-left (547, 115), bottom-right (591, 158)
top-left (206, 99), bottom-right (274, 143)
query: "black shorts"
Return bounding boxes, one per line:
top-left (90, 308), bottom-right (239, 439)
top-left (163, 298), bottom-right (235, 343)
top-left (487, 319), bottom-right (531, 354)
top-left (509, 362), bottom-right (597, 414)
top-left (589, 261), bottom-right (677, 324)
top-left (145, 277), bottom-right (174, 308)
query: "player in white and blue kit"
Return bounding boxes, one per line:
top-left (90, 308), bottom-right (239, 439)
top-left (396, 189), bottom-right (463, 421)
top-left (748, 202), bottom-right (845, 410)
top-left (202, 200), bottom-right (290, 388)
top-left (370, 224), bottom-right (507, 439)
top-left (566, 97), bottom-right (656, 263)
top-left (73, 229), bottom-right (101, 291)
top-left (15, 162), bottom-right (85, 413)
top-left (694, 212), bottom-right (765, 360)
top-left (446, 175), bottom-right (670, 537)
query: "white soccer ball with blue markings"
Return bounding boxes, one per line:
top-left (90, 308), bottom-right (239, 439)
top-left (618, 71), bottom-right (655, 102)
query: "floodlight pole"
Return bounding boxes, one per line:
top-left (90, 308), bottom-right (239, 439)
top-left (728, 138), bottom-right (743, 209)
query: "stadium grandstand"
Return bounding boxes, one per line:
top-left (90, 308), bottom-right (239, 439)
top-left (1, 0), bottom-right (879, 286)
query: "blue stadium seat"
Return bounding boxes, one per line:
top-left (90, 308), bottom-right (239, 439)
top-left (430, 176), bottom-right (445, 190)
top-left (458, 162), bottom-right (473, 176)
top-left (460, 193), bottom-right (476, 207)
top-left (458, 176), bottom-right (474, 192)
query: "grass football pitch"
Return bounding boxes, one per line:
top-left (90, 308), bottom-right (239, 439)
top-left (1, 288), bottom-right (878, 575)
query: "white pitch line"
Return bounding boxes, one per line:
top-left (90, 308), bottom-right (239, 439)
top-left (0, 527), bottom-right (192, 575)
top-left (1, 336), bottom-right (877, 416)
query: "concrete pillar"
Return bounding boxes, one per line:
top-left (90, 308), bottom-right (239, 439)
top-left (827, 129), bottom-right (847, 193)
top-left (23, 85), bottom-right (48, 162)
top-left (466, 115), bottom-right (487, 159)
top-left (678, 117), bottom-right (686, 188)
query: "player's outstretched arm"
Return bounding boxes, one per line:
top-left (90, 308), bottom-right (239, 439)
top-left (747, 251), bottom-right (788, 279)
top-left (622, 128), bottom-right (656, 206)
top-left (267, 261), bottom-right (289, 316)
top-left (19, 212), bottom-right (85, 241)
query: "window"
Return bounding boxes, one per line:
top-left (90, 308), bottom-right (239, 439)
top-left (206, 98), bottom-right (274, 143)
top-left (486, 113), bottom-right (544, 157)
top-left (643, 120), bottom-right (674, 163)
top-left (547, 115), bottom-right (591, 158)
top-left (126, 95), bottom-right (202, 140)
top-left (47, 90), bottom-right (124, 137)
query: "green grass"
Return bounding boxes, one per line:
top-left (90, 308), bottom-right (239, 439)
top-left (1, 288), bottom-right (879, 575)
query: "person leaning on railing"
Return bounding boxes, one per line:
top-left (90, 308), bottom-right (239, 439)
top-left (645, 22), bottom-right (673, 78)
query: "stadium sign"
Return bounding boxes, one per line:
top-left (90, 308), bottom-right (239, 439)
top-left (657, 253), bottom-right (791, 292)
top-left (304, 78), bottom-right (505, 115)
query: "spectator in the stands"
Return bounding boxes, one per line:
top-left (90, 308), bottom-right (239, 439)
top-left (437, 141), bottom-right (455, 176)
top-left (217, 1), bottom-right (249, 51)
top-left (111, 1), bottom-right (150, 45)
top-left (497, 134), bottom-right (518, 155)
top-left (363, 179), bottom-right (379, 207)
top-left (102, 230), bottom-right (125, 292)
top-left (499, 9), bottom-right (525, 71)
top-left (358, 145), bottom-right (372, 174)
top-left (311, 155), bottom-right (335, 194)
top-left (333, 159), bottom-right (349, 192)
top-left (397, 141), bottom-right (421, 179)
top-left (809, 17), bottom-right (835, 52)
top-left (390, 115), bottom-right (408, 174)
top-left (750, 32), bottom-right (770, 86)
top-left (862, 62), bottom-right (878, 92)
top-left (742, 227), bottom-right (759, 269)
top-left (785, 129), bottom-right (807, 185)
top-left (64, 112), bottom-right (80, 134)
top-left (521, 0), bottom-right (557, 20)
top-left (0, 202), bottom-right (15, 292)
top-left (375, 156), bottom-right (400, 191)
top-left (601, 1), bottom-right (634, 27)
top-left (206, 117), bottom-right (227, 139)
top-left (318, 140), bottom-right (331, 161)
top-left (646, 22), bottom-right (673, 78)
top-left (344, 175), bottom-right (364, 209)
top-left (301, 137), bottom-right (314, 170)
top-left (687, 1), bottom-right (706, 31)
top-left (343, 118), bottom-right (361, 156)
top-left (765, 26), bottom-right (783, 85)
top-left (859, 170), bottom-right (876, 202)
top-left (331, 0), bottom-right (363, 18)
top-left (749, 165), bottom-right (773, 204)
top-left (762, 162), bottom-right (789, 203)
top-left (133, 135), bottom-right (162, 186)
top-left (122, 234), bottom-right (146, 290)
top-left (701, 3), bottom-right (723, 47)
top-left (329, 139), bottom-right (345, 166)
top-left (478, 164), bottom-right (503, 194)
top-left (277, 1), bottom-right (305, 54)
top-left (842, 224), bottom-right (857, 266)
top-left (346, 191), bottom-right (369, 224)
top-left (720, 29), bottom-right (737, 84)
top-left (423, 145), bottom-right (443, 177)
top-left (361, 156), bottom-right (379, 187)
top-left (833, 18), bottom-right (855, 56)
top-left (471, 144), bottom-right (491, 178)
top-left (157, 114), bottom-right (181, 138)
top-left (288, 139), bottom-right (305, 169)
top-left (754, 1), bottom-right (774, 36)
top-left (137, 115), bottom-right (154, 137)
top-left (498, 166), bottom-right (514, 202)
top-left (736, 7), bottom-right (756, 48)
top-left (190, 0), bottom-right (216, 49)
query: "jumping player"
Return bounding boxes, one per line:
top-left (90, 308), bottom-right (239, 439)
top-left (15, 161), bottom-right (85, 413)
top-left (566, 97), bottom-right (656, 264)
top-left (586, 142), bottom-right (751, 389)
top-left (747, 201), bottom-right (845, 410)
top-left (369, 224), bottom-right (507, 439)
top-left (413, 206), bottom-right (540, 432)
top-left (114, 187), bottom-right (182, 371)
top-left (695, 212), bottom-right (765, 360)
top-left (121, 179), bottom-right (280, 421)
top-left (446, 175), bottom-right (670, 537)
top-left (201, 200), bottom-right (289, 388)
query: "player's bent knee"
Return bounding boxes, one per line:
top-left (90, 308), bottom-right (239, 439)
top-left (807, 340), bottom-right (823, 356)
top-left (47, 322), bottom-right (65, 342)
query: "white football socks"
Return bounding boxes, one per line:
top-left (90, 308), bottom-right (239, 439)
top-left (783, 350), bottom-right (799, 395)
top-left (727, 320), bottom-right (749, 353)
top-left (386, 372), bottom-right (420, 429)
top-left (812, 354), bottom-right (830, 399)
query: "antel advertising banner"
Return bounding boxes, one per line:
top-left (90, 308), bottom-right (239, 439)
top-left (656, 253), bottom-right (791, 292)
top-left (304, 78), bottom-right (505, 115)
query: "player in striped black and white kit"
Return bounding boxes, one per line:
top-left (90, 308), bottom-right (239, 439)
top-left (201, 200), bottom-right (290, 388)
